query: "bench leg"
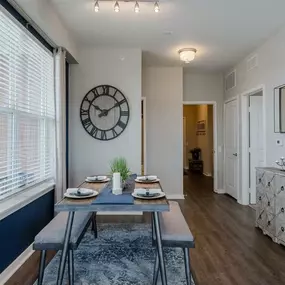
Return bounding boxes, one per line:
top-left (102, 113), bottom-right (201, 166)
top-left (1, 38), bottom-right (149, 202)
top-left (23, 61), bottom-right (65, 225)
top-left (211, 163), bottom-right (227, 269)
top-left (56, 211), bottom-right (75, 285)
top-left (91, 212), bottom-right (98, 238)
top-left (152, 212), bottom-right (168, 285)
top-left (38, 250), bottom-right (46, 285)
top-left (68, 249), bottom-right (74, 285)
top-left (183, 248), bottom-right (192, 285)
top-left (152, 252), bottom-right (159, 285)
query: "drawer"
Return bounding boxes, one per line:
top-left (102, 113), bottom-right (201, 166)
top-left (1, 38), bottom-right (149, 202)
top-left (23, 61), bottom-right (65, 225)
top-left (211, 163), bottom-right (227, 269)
top-left (275, 214), bottom-right (285, 244)
top-left (256, 209), bottom-right (276, 237)
top-left (256, 190), bottom-right (275, 217)
top-left (274, 174), bottom-right (285, 198)
top-left (256, 170), bottom-right (276, 197)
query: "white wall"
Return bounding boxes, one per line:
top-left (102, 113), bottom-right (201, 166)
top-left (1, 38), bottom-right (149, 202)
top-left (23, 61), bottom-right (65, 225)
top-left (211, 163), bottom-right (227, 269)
top-left (224, 25), bottom-right (285, 200)
top-left (14, 0), bottom-right (78, 60)
top-left (69, 48), bottom-right (142, 186)
top-left (183, 72), bottom-right (224, 190)
top-left (143, 67), bottom-right (183, 197)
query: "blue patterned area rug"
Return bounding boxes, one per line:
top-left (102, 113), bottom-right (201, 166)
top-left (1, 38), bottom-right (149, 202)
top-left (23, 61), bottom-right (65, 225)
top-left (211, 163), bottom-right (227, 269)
top-left (40, 223), bottom-right (195, 285)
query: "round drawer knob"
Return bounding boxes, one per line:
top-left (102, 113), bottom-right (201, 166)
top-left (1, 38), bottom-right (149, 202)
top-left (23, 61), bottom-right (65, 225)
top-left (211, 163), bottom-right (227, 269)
top-left (259, 178), bottom-right (262, 183)
top-left (268, 221), bottom-right (271, 226)
top-left (259, 196), bottom-right (262, 201)
top-left (268, 182), bottom-right (271, 186)
top-left (268, 202), bottom-right (270, 206)
top-left (282, 208), bottom-right (284, 213)
top-left (282, 227), bottom-right (285, 232)
top-left (281, 186), bottom-right (284, 191)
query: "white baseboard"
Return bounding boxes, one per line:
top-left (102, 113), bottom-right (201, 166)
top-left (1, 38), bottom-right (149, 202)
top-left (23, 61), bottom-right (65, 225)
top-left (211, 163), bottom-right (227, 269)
top-left (203, 172), bottom-right (212, 177)
top-left (166, 194), bottom-right (185, 200)
top-left (97, 211), bottom-right (143, 215)
top-left (0, 244), bottom-right (34, 285)
top-left (214, 189), bottom-right (225, 194)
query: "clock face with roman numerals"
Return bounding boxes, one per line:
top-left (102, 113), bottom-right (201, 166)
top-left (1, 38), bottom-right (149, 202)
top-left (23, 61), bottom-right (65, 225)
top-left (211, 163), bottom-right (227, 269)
top-left (80, 85), bottom-right (130, 141)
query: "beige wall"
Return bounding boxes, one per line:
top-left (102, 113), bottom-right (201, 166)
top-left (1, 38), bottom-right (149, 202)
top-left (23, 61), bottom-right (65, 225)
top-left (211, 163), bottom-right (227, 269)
top-left (183, 104), bottom-right (213, 176)
top-left (183, 105), bottom-right (197, 152)
top-left (143, 67), bottom-right (183, 198)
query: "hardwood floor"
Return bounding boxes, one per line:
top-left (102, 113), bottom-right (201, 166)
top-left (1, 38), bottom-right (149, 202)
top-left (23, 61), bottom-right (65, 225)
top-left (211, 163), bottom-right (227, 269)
top-left (181, 173), bottom-right (285, 285)
top-left (5, 173), bottom-right (285, 285)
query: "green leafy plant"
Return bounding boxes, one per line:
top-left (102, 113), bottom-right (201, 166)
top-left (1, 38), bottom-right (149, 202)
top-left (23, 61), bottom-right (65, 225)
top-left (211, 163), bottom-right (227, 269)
top-left (110, 157), bottom-right (131, 182)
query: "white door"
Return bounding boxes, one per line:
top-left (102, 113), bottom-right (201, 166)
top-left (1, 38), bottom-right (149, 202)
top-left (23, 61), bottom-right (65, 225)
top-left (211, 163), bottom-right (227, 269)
top-left (183, 117), bottom-right (188, 169)
top-left (249, 95), bottom-right (264, 204)
top-left (225, 99), bottom-right (238, 199)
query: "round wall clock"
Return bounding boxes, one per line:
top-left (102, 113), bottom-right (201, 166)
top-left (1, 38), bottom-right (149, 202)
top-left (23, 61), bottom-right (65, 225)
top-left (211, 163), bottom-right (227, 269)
top-left (80, 85), bottom-right (130, 141)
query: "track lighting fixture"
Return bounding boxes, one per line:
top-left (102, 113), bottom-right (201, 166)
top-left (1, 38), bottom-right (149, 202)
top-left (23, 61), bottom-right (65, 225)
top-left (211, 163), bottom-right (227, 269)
top-left (114, 1), bottom-right (120, 12)
top-left (94, 0), bottom-right (99, 12)
top-left (93, 1), bottom-right (159, 13)
top-left (154, 1), bottom-right (159, 12)
top-left (134, 1), bottom-right (140, 13)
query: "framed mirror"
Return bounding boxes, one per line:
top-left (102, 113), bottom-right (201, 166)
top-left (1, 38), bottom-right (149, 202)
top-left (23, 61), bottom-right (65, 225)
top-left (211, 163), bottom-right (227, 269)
top-left (274, 84), bottom-right (285, 133)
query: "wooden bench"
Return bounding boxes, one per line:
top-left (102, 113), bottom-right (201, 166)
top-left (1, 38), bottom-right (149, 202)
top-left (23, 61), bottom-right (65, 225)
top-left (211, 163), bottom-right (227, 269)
top-left (152, 201), bottom-right (195, 285)
top-left (33, 212), bottom-right (96, 285)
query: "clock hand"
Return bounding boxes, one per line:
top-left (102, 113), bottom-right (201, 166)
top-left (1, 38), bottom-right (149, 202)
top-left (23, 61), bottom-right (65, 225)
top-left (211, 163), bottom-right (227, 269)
top-left (92, 104), bottom-right (103, 112)
top-left (98, 102), bottom-right (120, 118)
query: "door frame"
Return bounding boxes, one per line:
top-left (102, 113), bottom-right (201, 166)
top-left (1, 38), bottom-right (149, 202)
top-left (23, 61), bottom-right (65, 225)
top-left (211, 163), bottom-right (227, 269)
top-left (224, 97), bottom-right (240, 201)
top-left (142, 97), bottom-right (147, 175)
top-left (240, 85), bottom-right (266, 205)
top-left (183, 101), bottom-right (218, 192)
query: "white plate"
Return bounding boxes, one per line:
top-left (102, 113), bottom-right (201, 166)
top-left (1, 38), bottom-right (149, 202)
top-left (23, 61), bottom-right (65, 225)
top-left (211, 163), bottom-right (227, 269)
top-left (64, 190), bottom-right (98, 199)
top-left (132, 192), bottom-right (165, 200)
top-left (85, 178), bottom-right (110, 183)
top-left (135, 178), bottom-right (160, 183)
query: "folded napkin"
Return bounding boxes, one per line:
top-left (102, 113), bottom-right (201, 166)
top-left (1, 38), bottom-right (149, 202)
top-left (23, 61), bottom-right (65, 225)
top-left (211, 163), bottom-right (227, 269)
top-left (137, 175), bottom-right (158, 181)
top-left (134, 188), bottom-right (162, 195)
top-left (66, 188), bottom-right (93, 195)
top-left (86, 175), bottom-right (107, 181)
top-left (92, 185), bottom-right (134, 204)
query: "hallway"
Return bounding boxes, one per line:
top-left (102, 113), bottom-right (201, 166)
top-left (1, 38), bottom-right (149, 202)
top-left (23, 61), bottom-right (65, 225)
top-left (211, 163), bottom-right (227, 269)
top-left (180, 174), bottom-right (285, 285)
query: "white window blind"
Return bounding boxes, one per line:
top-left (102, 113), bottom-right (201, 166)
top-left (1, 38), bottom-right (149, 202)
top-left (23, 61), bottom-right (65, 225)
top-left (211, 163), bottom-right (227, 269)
top-left (0, 8), bottom-right (55, 200)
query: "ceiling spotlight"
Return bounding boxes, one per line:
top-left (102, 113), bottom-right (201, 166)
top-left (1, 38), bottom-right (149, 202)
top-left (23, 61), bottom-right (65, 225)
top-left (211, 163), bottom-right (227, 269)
top-left (154, 1), bottom-right (159, 13)
top-left (114, 1), bottom-right (120, 12)
top-left (178, 48), bottom-right (197, 63)
top-left (134, 1), bottom-right (140, 13)
top-left (94, 0), bottom-right (99, 12)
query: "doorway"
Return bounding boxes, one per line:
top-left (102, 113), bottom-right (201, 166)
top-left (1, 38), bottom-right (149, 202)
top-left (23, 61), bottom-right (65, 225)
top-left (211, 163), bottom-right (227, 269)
top-left (183, 102), bottom-right (217, 193)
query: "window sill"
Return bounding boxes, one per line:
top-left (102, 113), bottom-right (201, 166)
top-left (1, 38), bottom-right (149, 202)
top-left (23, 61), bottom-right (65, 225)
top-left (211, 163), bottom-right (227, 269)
top-left (0, 181), bottom-right (55, 221)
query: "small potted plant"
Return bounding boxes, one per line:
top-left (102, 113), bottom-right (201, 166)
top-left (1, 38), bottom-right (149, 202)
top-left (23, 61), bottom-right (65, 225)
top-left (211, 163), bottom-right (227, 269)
top-left (110, 157), bottom-right (131, 190)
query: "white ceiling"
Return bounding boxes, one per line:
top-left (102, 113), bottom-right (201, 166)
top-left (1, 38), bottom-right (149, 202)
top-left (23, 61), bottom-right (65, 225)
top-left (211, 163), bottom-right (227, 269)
top-left (50, 0), bottom-right (285, 72)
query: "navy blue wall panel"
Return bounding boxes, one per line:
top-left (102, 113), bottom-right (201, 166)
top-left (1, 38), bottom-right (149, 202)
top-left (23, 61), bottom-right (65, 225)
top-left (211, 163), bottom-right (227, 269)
top-left (0, 190), bottom-right (54, 273)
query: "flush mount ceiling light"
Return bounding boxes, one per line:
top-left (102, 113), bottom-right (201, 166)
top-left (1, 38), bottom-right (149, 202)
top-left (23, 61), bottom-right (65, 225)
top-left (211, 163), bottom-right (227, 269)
top-left (178, 48), bottom-right (197, 63)
top-left (94, 0), bottom-right (159, 13)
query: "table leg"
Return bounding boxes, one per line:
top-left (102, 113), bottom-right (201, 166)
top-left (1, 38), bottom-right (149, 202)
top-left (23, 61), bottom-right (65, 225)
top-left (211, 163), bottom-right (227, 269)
top-left (56, 211), bottom-right (75, 285)
top-left (152, 212), bottom-right (167, 285)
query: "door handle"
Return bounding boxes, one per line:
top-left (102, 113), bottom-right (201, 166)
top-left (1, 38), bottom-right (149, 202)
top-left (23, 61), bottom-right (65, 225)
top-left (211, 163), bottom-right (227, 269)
top-left (233, 153), bottom-right (237, 156)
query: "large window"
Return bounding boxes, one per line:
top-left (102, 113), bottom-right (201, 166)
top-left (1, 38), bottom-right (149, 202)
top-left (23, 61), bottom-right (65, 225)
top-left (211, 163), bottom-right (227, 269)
top-left (0, 9), bottom-right (55, 200)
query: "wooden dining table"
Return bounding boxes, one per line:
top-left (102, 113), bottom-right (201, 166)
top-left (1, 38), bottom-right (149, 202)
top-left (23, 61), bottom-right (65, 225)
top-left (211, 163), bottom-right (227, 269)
top-left (54, 179), bottom-right (170, 285)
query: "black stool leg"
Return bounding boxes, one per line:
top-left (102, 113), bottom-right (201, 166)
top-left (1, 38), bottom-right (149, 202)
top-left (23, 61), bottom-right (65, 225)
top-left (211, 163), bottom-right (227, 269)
top-left (183, 248), bottom-right (192, 285)
top-left (91, 212), bottom-right (98, 238)
top-left (38, 250), bottom-right (46, 285)
top-left (153, 252), bottom-right (160, 285)
top-left (68, 249), bottom-right (74, 285)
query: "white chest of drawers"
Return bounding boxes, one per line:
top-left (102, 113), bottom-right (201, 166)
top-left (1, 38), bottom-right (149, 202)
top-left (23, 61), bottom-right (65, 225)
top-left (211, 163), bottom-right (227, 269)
top-left (256, 167), bottom-right (285, 245)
